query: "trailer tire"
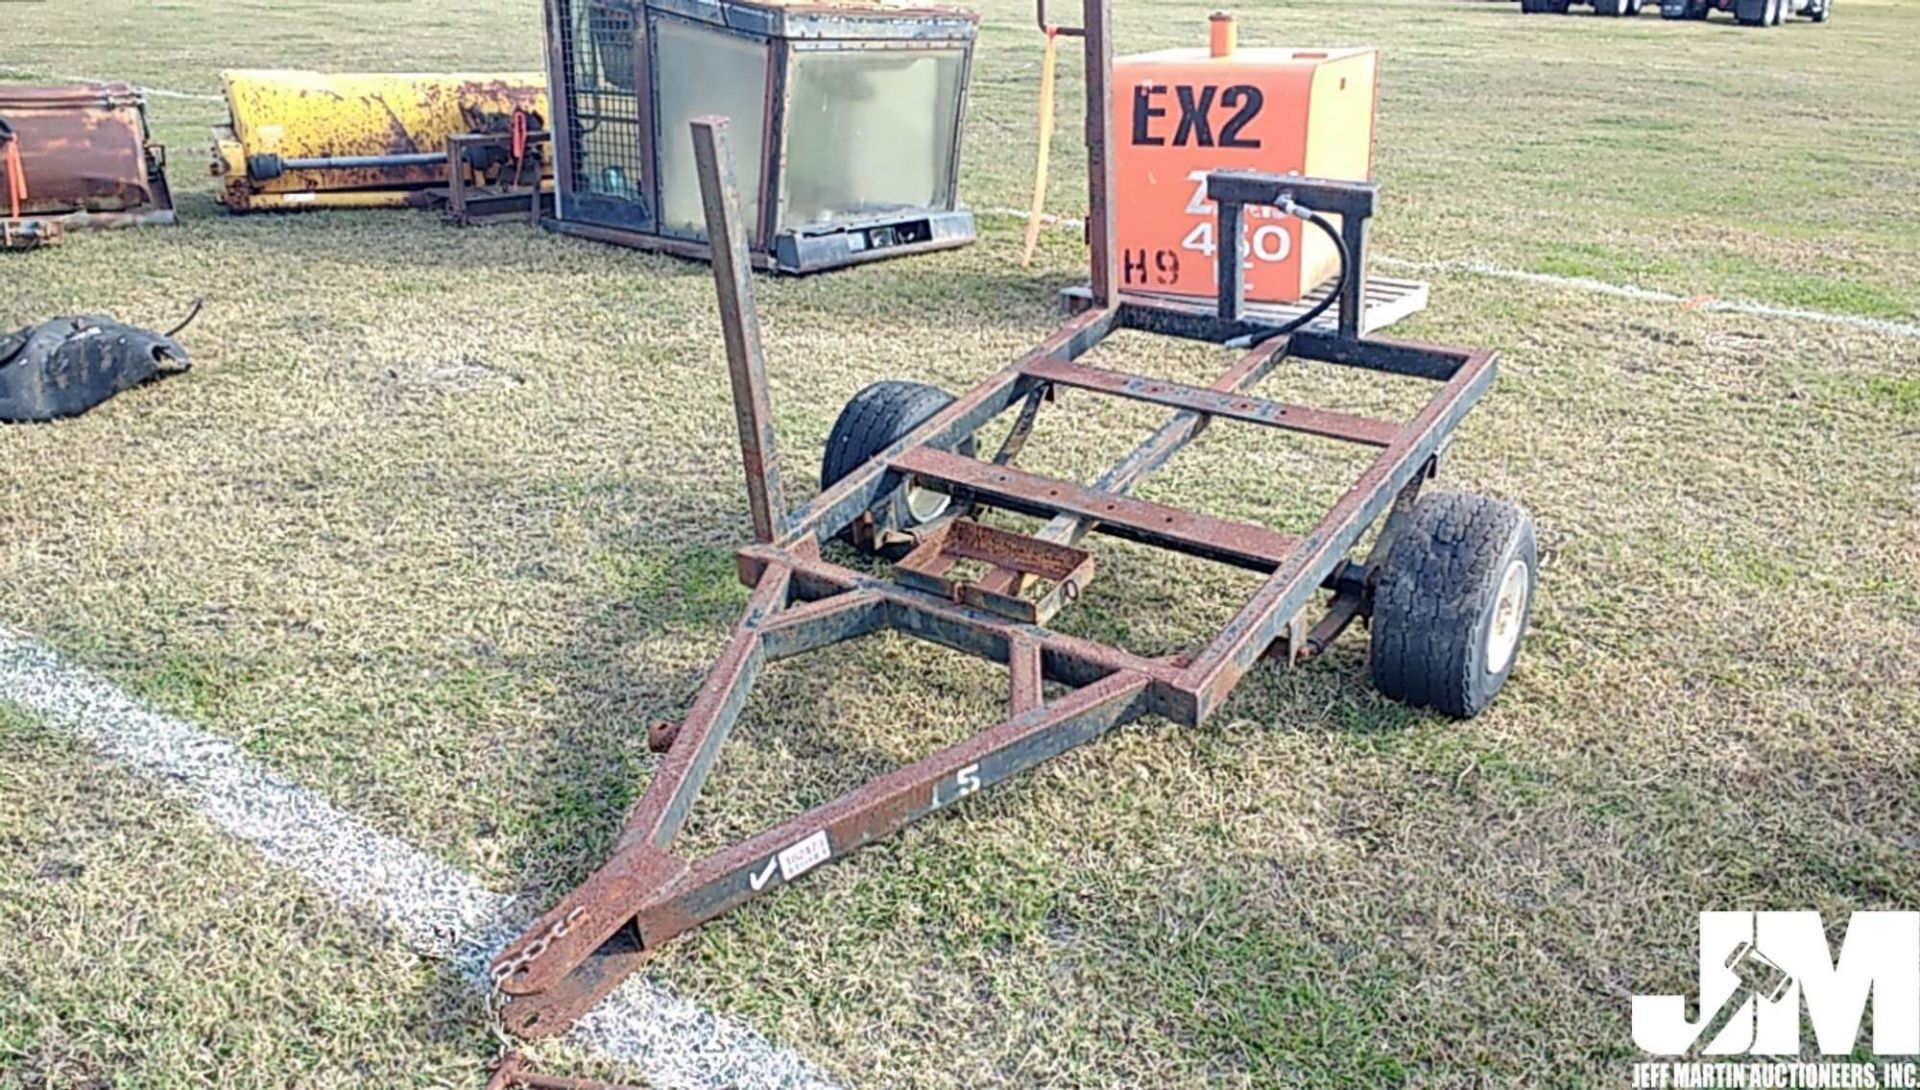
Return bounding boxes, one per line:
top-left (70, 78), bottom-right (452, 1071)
top-left (1545, 0), bottom-right (1572, 11)
top-left (1735, 0), bottom-right (1767, 23)
top-left (1595, 0), bottom-right (1625, 15)
top-left (1809, 0), bottom-right (1829, 19)
top-left (1369, 492), bottom-right (1537, 719)
top-left (822, 380), bottom-right (974, 556)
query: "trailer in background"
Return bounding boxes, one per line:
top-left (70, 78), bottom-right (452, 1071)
top-left (1520, 0), bottom-right (1644, 16)
top-left (1659, 0), bottom-right (1830, 24)
top-left (1520, 0), bottom-right (1830, 20)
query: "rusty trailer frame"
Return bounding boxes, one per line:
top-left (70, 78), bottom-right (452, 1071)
top-left (492, 0), bottom-right (1504, 1038)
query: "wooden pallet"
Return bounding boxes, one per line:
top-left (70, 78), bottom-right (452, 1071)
top-left (1061, 273), bottom-right (1430, 336)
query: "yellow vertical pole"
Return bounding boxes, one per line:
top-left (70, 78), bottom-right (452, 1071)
top-left (1020, 28), bottom-right (1060, 268)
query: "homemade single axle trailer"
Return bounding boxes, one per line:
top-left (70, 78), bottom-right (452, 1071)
top-left (490, 0), bottom-right (1538, 1038)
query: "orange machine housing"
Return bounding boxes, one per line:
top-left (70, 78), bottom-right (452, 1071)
top-left (1113, 37), bottom-right (1377, 304)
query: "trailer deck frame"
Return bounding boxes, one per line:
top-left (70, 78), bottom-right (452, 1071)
top-left (491, 0), bottom-right (1500, 1038)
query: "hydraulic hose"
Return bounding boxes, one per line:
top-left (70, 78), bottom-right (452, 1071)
top-left (1232, 201), bottom-right (1351, 349)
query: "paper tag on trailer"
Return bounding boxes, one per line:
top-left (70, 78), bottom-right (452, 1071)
top-left (776, 831), bottom-right (831, 881)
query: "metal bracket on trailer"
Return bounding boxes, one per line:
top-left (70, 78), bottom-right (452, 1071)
top-left (490, 0), bottom-right (1501, 1039)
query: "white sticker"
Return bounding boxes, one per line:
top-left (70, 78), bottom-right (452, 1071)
top-left (286, 192), bottom-right (317, 203)
top-left (776, 830), bottom-right (831, 881)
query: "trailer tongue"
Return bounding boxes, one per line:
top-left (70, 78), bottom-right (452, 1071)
top-left (489, 0), bottom-right (1538, 1041)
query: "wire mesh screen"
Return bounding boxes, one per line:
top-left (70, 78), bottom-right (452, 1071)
top-left (555, 0), bottom-right (648, 209)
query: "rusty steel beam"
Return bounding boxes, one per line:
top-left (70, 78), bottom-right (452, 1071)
top-left (1121, 301), bottom-right (1471, 382)
top-left (691, 116), bottom-right (787, 543)
top-left (618, 561), bottom-right (791, 853)
top-left (775, 305), bottom-right (1116, 547)
top-left (756, 589), bottom-right (887, 660)
top-left (740, 543), bottom-right (1189, 700)
top-left (652, 667), bottom-right (1149, 930)
top-left (1015, 337), bottom-right (1293, 561)
top-left (974, 337), bottom-right (1293, 601)
top-left (1021, 356), bottom-right (1400, 447)
top-left (891, 447), bottom-right (1300, 574)
top-left (1178, 347), bottom-right (1498, 719)
top-left (1008, 638), bottom-right (1044, 714)
top-left (1064, 336), bottom-right (1290, 507)
top-left (491, 565), bottom-right (789, 999)
top-left (494, 669), bottom-right (1152, 1036)
top-left (1082, 0), bottom-right (1117, 307)
top-left (1288, 591), bottom-right (1365, 662)
top-left (895, 518), bottom-right (1094, 624)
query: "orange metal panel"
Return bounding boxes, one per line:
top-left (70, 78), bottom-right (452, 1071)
top-left (1112, 40), bottom-right (1376, 304)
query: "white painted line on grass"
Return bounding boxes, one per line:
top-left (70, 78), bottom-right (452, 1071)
top-left (0, 65), bottom-right (224, 102)
top-left (980, 207), bottom-right (1920, 341)
top-left (991, 208), bottom-right (1086, 231)
top-left (0, 626), bottom-right (839, 1090)
top-left (1369, 255), bottom-right (1920, 341)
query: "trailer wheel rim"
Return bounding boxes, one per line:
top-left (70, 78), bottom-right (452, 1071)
top-left (1486, 558), bottom-right (1531, 674)
top-left (905, 483), bottom-right (952, 524)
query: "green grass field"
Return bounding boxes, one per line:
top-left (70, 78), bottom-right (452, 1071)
top-left (2, 0), bottom-right (1917, 1086)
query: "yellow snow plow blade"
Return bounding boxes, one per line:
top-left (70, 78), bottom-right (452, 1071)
top-left (210, 70), bottom-right (548, 212)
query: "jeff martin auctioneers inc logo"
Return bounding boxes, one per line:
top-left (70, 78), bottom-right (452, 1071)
top-left (1630, 911), bottom-right (1920, 1088)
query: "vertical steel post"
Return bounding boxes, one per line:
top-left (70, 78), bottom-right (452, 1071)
top-left (1083, 0), bottom-right (1118, 307)
top-left (541, 0), bottom-right (573, 223)
top-left (691, 116), bottom-right (788, 543)
top-left (444, 136), bottom-right (470, 224)
top-left (1215, 196), bottom-right (1246, 321)
top-left (1338, 212), bottom-right (1369, 339)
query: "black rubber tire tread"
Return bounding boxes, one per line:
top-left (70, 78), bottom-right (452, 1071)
top-left (822, 380), bottom-right (959, 490)
top-left (1809, 0), bottom-right (1829, 21)
top-left (1595, 0), bottom-right (1626, 17)
top-left (1370, 491), bottom-right (1537, 719)
top-left (820, 380), bottom-right (975, 555)
top-left (1735, 0), bottom-right (1766, 24)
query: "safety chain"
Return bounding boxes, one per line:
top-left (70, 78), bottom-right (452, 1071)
top-left (484, 905), bottom-right (585, 1054)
